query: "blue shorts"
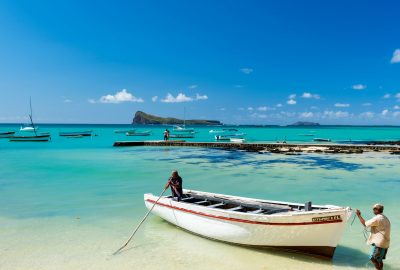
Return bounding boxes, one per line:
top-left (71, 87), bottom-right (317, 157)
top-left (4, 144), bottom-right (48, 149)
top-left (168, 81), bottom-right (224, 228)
top-left (369, 245), bottom-right (388, 262)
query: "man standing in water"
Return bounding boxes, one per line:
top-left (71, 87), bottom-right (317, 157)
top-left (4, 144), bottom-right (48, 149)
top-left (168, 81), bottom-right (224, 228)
top-left (164, 170), bottom-right (183, 201)
top-left (356, 204), bottom-right (391, 270)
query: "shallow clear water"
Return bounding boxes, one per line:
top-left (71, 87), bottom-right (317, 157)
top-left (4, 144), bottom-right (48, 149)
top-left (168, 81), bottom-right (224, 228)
top-left (0, 125), bottom-right (399, 269)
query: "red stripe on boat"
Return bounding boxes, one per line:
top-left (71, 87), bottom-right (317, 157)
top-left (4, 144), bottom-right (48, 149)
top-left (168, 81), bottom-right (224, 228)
top-left (146, 199), bottom-right (343, 226)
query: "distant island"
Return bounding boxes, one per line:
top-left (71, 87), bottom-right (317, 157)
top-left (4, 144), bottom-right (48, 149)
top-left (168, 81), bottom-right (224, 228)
top-left (287, 121), bottom-right (320, 126)
top-left (132, 111), bottom-right (222, 125)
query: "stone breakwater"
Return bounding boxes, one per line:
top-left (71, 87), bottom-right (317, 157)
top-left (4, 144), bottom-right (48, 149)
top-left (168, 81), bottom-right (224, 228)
top-left (113, 141), bottom-right (400, 155)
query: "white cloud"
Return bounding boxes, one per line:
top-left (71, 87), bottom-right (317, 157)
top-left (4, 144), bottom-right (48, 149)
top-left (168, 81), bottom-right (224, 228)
top-left (247, 107), bottom-right (254, 111)
top-left (91, 89), bottom-right (144, 104)
top-left (299, 112), bottom-right (314, 118)
top-left (287, 99), bottom-right (296, 105)
top-left (394, 111), bottom-right (400, 117)
top-left (240, 68), bottom-right (253, 74)
top-left (219, 108), bottom-right (226, 111)
top-left (161, 93), bottom-right (193, 103)
top-left (362, 102), bottom-right (372, 106)
top-left (64, 99), bottom-right (72, 103)
top-left (323, 110), bottom-right (350, 118)
top-left (383, 94), bottom-right (391, 99)
top-left (288, 94), bottom-right (296, 99)
top-left (352, 84), bottom-right (367, 90)
top-left (250, 113), bottom-right (267, 119)
top-left (396, 93), bottom-right (400, 100)
top-left (151, 96), bottom-right (158, 102)
top-left (302, 92), bottom-right (320, 99)
top-left (188, 85), bottom-right (198, 89)
top-left (276, 103), bottom-right (283, 108)
top-left (334, 103), bottom-right (350, 108)
top-left (381, 109), bottom-right (389, 116)
top-left (195, 93), bottom-right (208, 100)
top-left (394, 105), bottom-right (400, 110)
top-left (238, 107), bottom-right (245, 111)
top-left (257, 106), bottom-right (274, 111)
top-left (390, 49), bottom-right (400, 64)
top-left (234, 84), bottom-right (246, 88)
top-left (359, 111), bottom-right (374, 118)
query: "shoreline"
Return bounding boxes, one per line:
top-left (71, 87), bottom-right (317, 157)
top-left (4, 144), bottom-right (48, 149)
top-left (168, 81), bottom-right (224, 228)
top-left (113, 140), bottom-right (400, 155)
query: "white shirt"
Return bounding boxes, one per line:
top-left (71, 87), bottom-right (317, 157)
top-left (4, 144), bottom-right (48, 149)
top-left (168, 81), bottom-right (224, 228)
top-left (365, 214), bottom-right (391, 248)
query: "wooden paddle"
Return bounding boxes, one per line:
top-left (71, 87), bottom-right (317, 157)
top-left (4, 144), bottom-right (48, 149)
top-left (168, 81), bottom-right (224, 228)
top-left (113, 186), bottom-right (168, 255)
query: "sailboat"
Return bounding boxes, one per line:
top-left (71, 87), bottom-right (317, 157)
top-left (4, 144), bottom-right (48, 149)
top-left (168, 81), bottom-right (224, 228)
top-left (10, 98), bottom-right (51, 142)
top-left (172, 107), bottom-right (195, 133)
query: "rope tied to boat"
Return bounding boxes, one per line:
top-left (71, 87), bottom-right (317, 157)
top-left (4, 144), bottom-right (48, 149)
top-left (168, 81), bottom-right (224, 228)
top-left (113, 187), bottom-right (168, 255)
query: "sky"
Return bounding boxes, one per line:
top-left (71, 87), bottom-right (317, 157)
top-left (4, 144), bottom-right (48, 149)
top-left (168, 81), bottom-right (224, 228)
top-left (0, 0), bottom-right (399, 125)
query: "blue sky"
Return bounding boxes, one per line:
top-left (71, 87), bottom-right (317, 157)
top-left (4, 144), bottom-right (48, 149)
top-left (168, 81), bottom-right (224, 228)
top-left (0, 0), bottom-right (399, 125)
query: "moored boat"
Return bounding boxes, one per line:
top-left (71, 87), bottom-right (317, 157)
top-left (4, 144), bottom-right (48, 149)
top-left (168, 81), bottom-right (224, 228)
top-left (126, 130), bottom-right (152, 136)
top-left (20, 126), bottom-right (38, 132)
top-left (313, 138), bottom-right (331, 142)
top-left (144, 189), bottom-right (351, 258)
top-left (10, 134), bottom-right (51, 142)
top-left (230, 138), bottom-right (245, 143)
top-left (169, 133), bottom-right (195, 138)
top-left (115, 129), bottom-right (135, 134)
top-left (215, 133), bottom-right (245, 141)
top-left (0, 131), bottom-right (16, 138)
top-left (59, 131), bottom-right (93, 137)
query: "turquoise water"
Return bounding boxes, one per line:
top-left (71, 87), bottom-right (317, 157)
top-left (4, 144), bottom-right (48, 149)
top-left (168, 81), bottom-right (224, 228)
top-left (0, 124), bottom-right (399, 270)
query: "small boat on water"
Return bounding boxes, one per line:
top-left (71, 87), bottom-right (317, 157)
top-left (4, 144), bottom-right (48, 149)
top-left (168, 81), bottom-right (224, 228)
top-left (20, 126), bottom-right (38, 132)
top-left (173, 125), bottom-right (195, 133)
top-left (144, 189), bottom-right (351, 258)
top-left (0, 131), bottom-right (16, 138)
top-left (299, 134), bottom-right (315, 137)
top-left (115, 129), bottom-right (135, 134)
top-left (10, 134), bottom-right (51, 142)
top-left (169, 133), bottom-right (195, 138)
top-left (313, 138), bottom-right (331, 142)
top-left (59, 131), bottom-right (93, 137)
top-left (215, 133), bottom-right (245, 141)
top-left (126, 130), bottom-right (152, 136)
top-left (230, 138), bottom-right (246, 143)
top-left (11, 98), bottom-right (51, 142)
top-left (209, 128), bottom-right (239, 133)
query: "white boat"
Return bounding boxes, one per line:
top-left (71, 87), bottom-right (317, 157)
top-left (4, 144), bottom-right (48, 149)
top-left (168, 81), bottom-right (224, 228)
top-left (126, 130), bottom-right (152, 136)
top-left (12, 98), bottom-right (51, 142)
top-left (144, 189), bottom-right (351, 258)
top-left (230, 138), bottom-right (245, 143)
top-left (169, 133), bottom-right (195, 138)
top-left (20, 126), bottom-right (38, 132)
top-left (313, 138), bottom-right (331, 142)
top-left (215, 133), bottom-right (245, 141)
top-left (173, 125), bottom-right (195, 133)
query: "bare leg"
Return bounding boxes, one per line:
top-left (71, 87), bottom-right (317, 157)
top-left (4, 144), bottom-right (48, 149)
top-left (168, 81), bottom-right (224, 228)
top-left (370, 258), bottom-right (380, 270)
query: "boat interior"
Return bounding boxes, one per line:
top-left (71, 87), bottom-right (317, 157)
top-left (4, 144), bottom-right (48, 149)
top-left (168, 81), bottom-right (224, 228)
top-left (165, 192), bottom-right (330, 215)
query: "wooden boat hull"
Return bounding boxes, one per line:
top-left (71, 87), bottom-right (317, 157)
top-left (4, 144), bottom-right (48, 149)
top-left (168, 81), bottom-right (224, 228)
top-left (144, 190), bottom-right (351, 258)
top-left (0, 131), bottom-right (16, 138)
top-left (126, 131), bottom-right (151, 136)
top-left (59, 131), bottom-right (92, 137)
top-left (10, 135), bottom-right (51, 142)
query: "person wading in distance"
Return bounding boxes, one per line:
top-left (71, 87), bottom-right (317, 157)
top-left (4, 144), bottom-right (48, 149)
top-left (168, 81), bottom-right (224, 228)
top-left (356, 204), bottom-right (391, 270)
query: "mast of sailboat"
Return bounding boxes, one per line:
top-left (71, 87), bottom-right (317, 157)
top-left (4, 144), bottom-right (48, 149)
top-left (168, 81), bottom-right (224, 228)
top-left (29, 97), bottom-right (37, 136)
top-left (183, 107), bottom-right (186, 128)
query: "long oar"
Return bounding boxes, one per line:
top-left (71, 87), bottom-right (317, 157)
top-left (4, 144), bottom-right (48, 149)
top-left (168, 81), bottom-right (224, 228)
top-left (113, 187), bottom-right (168, 255)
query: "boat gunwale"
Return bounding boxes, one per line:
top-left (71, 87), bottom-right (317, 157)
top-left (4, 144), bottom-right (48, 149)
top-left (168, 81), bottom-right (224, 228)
top-left (145, 190), bottom-right (350, 220)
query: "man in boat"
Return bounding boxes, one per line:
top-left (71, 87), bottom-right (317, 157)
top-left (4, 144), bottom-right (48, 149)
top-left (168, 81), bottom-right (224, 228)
top-left (164, 170), bottom-right (183, 201)
top-left (356, 204), bottom-right (391, 270)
